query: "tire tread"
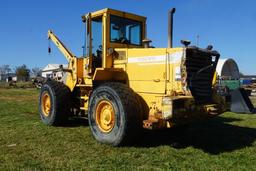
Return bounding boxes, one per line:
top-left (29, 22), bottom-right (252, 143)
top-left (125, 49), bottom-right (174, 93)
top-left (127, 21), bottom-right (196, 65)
top-left (39, 79), bottom-right (71, 125)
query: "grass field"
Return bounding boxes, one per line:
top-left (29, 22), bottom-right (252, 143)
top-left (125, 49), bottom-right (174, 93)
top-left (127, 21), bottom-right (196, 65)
top-left (1, 88), bottom-right (256, 170)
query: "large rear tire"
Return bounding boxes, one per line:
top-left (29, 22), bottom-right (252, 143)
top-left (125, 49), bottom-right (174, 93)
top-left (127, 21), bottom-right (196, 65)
top-left (88, 82), bottom-right (142, 146)
top-left (39, 80), bottom-right (71, 125)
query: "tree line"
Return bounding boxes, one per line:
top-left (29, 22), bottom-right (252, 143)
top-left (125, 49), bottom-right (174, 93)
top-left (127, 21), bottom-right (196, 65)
top-left (0, 64), bottom-right (41, 81)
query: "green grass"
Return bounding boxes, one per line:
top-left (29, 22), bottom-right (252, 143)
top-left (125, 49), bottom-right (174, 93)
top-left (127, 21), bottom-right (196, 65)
top-left (1, 88), bottom-right (256, 170)
top-left (0, 81), bottom-right (35, 89)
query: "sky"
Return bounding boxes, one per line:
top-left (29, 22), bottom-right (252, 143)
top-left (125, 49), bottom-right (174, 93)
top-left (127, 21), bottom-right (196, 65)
top-left (0, 0), bottom-right (255, 74)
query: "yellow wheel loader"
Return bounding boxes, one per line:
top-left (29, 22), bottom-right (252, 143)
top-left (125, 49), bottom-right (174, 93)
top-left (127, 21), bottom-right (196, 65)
top-left (39, 8), bottom-right (228, 146)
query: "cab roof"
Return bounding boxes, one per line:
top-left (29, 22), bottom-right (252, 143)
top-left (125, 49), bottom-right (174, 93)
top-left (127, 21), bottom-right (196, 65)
top-left (82, 8), bottom-right (146, 22)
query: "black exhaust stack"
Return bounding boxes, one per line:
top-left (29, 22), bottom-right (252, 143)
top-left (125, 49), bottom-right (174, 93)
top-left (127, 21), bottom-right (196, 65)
top-left (168, 8), bottom-right (176, 48)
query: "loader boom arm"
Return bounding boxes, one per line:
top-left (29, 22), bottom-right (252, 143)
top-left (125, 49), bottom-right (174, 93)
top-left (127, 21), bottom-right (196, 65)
top-left (47, 30), bottom-right (76, 61)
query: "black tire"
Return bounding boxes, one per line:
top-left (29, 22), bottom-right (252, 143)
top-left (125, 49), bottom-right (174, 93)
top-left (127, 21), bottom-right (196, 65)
top-left (39, 80), bottom-right (71, 125)
top-left (88, 82), bottom-right (142, 146)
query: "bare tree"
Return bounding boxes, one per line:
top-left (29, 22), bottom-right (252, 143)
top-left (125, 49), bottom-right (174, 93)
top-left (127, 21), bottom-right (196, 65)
top-left (31, 67), bottom-right (42, 77)
top-left (0, 65), bottom-right (11, 75)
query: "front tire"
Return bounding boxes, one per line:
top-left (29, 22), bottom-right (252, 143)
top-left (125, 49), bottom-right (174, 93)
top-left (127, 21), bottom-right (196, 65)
top-left (39, 80), bottom-right (71, 125)
top-left (88, 82), bottom-right (142, 146)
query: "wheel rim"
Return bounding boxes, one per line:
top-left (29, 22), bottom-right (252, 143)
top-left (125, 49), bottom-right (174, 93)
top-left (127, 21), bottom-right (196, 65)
top-left (95, 100), bottom-right (115, 133)
top-left (41, 92), bottom-right (51, 117)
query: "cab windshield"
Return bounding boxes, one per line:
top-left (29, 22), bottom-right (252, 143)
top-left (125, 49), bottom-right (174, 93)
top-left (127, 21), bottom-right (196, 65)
top-left (110, 15), bottom-right (142, 46)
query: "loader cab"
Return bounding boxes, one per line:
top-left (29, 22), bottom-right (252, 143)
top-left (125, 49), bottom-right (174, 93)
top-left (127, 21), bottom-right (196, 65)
top-left (82, 8), bottom-right (146, 71)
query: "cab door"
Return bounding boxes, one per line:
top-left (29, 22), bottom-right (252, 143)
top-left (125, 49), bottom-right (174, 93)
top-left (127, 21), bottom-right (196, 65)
top-left (91, 16), bottom-right (103, 69)
top-left (86, 14), bottom-right (104, 74)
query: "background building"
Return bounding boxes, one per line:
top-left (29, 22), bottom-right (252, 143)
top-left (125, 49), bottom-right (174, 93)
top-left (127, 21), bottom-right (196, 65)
top-left (41, 64), bottom-right (68, 81)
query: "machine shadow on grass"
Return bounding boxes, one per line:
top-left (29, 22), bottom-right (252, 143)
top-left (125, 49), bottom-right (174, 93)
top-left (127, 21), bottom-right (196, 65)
top-left (136, 116), bottom-right (256, 154)
top-left (59, 117), bottom-right (89, 127)
top-left (59, 115), bottom-right (256, 154)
